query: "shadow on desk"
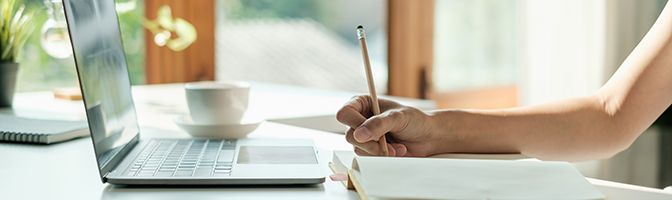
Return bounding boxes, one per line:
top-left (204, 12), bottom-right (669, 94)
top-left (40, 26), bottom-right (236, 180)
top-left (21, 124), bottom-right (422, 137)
top-left (101, 184), bottom-right (328, 200)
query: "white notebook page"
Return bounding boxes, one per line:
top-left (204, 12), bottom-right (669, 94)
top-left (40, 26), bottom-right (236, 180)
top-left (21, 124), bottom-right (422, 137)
top-left (354, 157), bottom-right (604, 200)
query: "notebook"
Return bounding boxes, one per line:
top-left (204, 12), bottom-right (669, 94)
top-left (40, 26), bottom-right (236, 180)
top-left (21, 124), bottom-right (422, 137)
top-left (332, 151), bottom-right (605, 200)
top-left (329, 151), bottom-right (530, 189)
top-left (329, 150), bottom-right (357, 188)
top-left (0, 115), bottom-right (89, 144)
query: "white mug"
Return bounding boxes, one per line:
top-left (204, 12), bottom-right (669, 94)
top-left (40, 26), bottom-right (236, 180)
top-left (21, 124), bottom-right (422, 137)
top-left (185, 82), bottom-right (250, 124)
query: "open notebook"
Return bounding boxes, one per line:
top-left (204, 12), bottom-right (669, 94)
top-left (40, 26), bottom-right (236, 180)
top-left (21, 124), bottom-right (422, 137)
top-left (331, 151), bottom-right (605, 200)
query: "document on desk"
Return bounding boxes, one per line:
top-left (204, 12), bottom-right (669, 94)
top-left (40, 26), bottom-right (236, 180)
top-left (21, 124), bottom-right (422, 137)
top-left (348, 156), bottom-right (605, 200)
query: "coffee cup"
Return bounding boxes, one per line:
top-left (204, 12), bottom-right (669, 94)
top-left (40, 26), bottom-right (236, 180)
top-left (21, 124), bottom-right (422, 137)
top-left (185, 82), bottom-right (250, 124)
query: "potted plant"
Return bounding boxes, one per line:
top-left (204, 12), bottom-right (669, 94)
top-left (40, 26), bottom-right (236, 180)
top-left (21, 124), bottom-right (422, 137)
top-left (1, 0), bottom-right (33, 107)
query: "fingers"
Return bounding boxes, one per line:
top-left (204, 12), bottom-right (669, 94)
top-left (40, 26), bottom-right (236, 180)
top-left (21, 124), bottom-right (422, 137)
top-left (336, 95), bottom-right (373, 128)
top-left (354, 148), bottom-right (370, 156)
top-left (339, 96), bottom-right (410, 157)
top-left (391, 143), bottom-right (408, 156)
top-left (353, 109), bottom-right (407, 143)
top-left (346, 128), bottom-right (384, 154)
top-left (336, 104), bottom-right (367, 128)
top-left (348, 128), bottom-right (405, 156)
top-left (353, 144), bottom-right (398, 157)
top-left (336, 95), bottom-right (403, 128)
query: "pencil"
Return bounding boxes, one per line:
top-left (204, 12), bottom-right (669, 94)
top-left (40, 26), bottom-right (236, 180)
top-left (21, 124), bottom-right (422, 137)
top-left (356, 25), bottom-right (389, 157)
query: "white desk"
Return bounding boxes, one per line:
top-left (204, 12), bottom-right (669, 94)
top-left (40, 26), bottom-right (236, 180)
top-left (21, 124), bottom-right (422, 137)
top-left (0, 82), bottom-right (670, 200)
top-left (0, 123), bottom-right (360, 200)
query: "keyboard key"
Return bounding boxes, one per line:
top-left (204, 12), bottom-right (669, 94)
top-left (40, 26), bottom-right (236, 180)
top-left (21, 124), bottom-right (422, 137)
top-left (193, 169), bottom-right (212, 177)
top-left (141, 167), bottom-right (158, 171)
top-left (137, 172), bottom-right (154, 177)
top-left (217, 150), bottom-right (235, 162)
top-left (174, 170), bottom-right (193, 177)
top-left (215, 167), bottom-right (231, 171)
top-left (197, 164), bottom-right (213, 169)
top-left (154, 171), bottom-right (173, 177)
top-left (215, 163), bottom-right (232, 168)
top-left (178, 166), bottom-right (195, 169)
top-left (129, 139), bottom-right (240, 178)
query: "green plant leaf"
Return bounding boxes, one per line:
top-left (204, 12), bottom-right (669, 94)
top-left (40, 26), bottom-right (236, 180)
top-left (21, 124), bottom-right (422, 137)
top-left (157, 5), bottom-right (174, 30)
top-left (10, 5), bottom-right (23, 29)
top-left (143, 19), bottom-right (161, 33)
top-left (0, 0), bottom-right (34, 62)
top-left (167, 18), bottom-right (197, 51)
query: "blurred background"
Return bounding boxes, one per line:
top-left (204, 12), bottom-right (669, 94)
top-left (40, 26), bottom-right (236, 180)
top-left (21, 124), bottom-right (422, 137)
top-left (14, 0), bottom-right (672, 188)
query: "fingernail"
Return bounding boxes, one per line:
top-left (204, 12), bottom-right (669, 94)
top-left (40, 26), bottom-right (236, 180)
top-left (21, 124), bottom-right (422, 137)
top-left (387, 145), bottom-right (396, 156)
top-left (354, 127), bottom-right (372, 142)
top-left (393, 144), bottom-right (407, 156)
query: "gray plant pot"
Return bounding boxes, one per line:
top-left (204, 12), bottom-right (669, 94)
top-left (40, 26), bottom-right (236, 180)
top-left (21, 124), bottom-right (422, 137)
top-left (0, 62), bottom-right (18, 107)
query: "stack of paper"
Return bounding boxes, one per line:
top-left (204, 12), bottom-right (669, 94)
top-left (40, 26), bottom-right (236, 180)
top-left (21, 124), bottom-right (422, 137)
top-left (334, 152), bottom-right (604, 200)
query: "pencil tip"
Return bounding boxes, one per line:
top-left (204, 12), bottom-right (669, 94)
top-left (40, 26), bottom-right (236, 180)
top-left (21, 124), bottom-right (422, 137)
top-left (357, 24), bottom-right (363, 29)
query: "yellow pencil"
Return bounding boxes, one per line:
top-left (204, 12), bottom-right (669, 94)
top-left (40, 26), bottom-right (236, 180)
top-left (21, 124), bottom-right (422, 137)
top-left (356, 25), bottom-right (389, 157)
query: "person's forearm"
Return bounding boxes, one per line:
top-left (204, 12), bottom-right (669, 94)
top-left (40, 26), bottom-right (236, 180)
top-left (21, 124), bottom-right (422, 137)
top-left (429, 1), bottom-right (672, 161)
top-left (430, 96), bottom-right (625, 161)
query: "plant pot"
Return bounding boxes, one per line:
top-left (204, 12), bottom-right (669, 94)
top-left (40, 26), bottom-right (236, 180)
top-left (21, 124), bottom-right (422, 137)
top-left (0, 62), bottom-right (19, 107)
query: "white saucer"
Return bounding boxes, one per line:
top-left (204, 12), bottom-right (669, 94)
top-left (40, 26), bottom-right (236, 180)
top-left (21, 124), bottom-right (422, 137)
top-left (173, 115), bottom-right (262, 138)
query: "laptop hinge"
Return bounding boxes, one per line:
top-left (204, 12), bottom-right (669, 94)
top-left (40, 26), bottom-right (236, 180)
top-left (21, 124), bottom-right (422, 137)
top-left (100, 135), bottom-right (141, 179)
top-left (102, 173), bottom-right (109, 183)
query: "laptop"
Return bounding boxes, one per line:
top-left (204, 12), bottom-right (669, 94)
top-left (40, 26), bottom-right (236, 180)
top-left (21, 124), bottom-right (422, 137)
top-left (62, 0), bottom-right (325, 185)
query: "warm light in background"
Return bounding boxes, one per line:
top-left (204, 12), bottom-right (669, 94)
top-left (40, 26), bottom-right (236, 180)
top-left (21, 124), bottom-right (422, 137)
top-left (40, 0), bottom-right (71, 59)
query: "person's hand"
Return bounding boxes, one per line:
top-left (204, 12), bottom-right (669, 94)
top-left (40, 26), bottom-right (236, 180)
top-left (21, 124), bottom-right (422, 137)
top-left (336, 95), bottom-right (441, 157)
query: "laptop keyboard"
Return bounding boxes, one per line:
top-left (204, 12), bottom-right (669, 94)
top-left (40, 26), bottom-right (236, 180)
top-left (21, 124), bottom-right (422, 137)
top-left (123, 139), bottom-right (236, 177)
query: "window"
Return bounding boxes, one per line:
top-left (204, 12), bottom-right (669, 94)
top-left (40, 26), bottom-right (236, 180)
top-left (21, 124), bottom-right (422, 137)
top-left (16, 0), bottom-right (145, 92)
top-left (431, 0), bottom-right (518, 108)
top-left (215, 0), bottom-right (387, 93)
top-left (433, 0), bottom-right (517, 91)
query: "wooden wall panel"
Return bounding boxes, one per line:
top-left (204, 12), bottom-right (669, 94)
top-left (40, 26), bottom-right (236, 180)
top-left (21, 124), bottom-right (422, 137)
top-left (144, 0), bottom-right (215, 84)
top-left (387, 0), bottom-right (435, 98)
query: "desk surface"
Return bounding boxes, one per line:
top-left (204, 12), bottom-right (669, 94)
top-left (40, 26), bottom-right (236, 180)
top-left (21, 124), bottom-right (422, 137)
top-left (1, 83), bottom-right (671, 200)
top-left (0, 122), bottom-right (360, 200)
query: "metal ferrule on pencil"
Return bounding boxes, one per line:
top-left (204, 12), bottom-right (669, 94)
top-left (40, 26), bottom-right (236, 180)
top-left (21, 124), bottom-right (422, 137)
top-left (357, 28), bottom-right (366, 40)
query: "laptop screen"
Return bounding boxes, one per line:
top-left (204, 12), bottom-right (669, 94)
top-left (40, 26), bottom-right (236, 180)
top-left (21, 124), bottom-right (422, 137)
top-left (63, 0), bottom-right (140, 172)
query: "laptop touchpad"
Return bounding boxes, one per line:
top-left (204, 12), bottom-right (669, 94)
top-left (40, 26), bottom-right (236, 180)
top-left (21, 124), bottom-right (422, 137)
top-left (237, 146), bottom-right (318, 164)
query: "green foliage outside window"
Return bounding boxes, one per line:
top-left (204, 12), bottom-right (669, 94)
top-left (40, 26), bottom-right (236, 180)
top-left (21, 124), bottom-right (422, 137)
top-left (221, 0), bottom-right (356, 45)
top-left (15, 0), bottom-right (145, 92)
